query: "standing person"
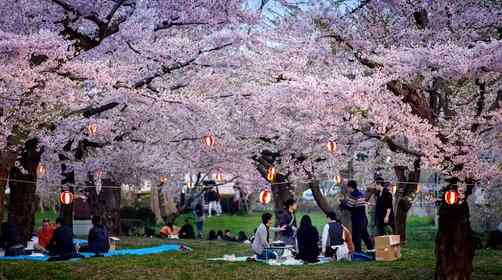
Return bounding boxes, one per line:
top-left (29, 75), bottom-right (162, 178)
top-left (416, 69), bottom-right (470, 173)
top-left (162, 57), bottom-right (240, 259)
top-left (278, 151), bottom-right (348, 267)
top-left (215, 187), bottom-right (223, 216)
top-left (47, 218), bottom-right (76, 259)
top-left (321, 212), bottom-right (354, 260)
top-left (340, 180), bottom-right (374, 252)
top-left (207, 187), bottom-right (220, 217)
top-left (374, 181), bottom-right (395, 236)
top-left (87, 215), bottom-right (110, 255)
top-left (296, 215), bottom-right (320, 263)
top-left (279, 198), bottom-right (298, 247)
top-left (232, 186), bottom-right (241, 214)
top-left (251, 213), bottom-right (285, 260)
top-left (35, 218), bottom-right (55, 252)
top-left (194, 202), bottom-right (205, 239)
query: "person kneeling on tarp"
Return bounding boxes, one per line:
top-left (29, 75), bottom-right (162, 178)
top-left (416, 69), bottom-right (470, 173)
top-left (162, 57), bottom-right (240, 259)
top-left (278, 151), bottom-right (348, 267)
top-left (160, 223), bottom-right (180, 239)
top-left (321, 212), bottom-right (354, 261)
top-left (252, 212), bottom-right (286, 260)
top-left (35, 218), bottom-right (55, 252)
top-left (47, 218), bottom-right (79, 261)
top-left (81, 216), bottom-right (110, 255)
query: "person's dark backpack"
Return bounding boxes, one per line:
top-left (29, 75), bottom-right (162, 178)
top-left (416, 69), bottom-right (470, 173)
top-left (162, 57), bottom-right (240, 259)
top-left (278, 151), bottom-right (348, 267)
top-left (328, 222), bottom-right (344, 247)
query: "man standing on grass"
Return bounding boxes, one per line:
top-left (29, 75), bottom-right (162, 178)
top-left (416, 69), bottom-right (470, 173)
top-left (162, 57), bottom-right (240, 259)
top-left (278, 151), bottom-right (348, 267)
top-left (340, 180), bottom-right (374, 252)
top-left (279, 198), bottom-right (298, 247)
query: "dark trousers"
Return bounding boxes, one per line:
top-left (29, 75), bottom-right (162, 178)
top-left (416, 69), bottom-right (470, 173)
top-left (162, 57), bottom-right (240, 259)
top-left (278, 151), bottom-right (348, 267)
top-left (352, 217), bottom-right (373, 252)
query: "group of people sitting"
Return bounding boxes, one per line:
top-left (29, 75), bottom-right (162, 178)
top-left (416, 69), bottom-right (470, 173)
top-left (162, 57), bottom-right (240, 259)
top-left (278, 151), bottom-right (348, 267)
top-left (159, 218), bottom-right (198, 239)
top-left (251, 180), bottom-right (395, 263)
top-left (1, 215), bottom-right (111, 260)
top-left (208, 230), bottom-right (249, 242)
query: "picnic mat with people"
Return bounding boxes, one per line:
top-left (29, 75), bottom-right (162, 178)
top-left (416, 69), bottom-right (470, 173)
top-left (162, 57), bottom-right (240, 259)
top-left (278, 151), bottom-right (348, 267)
top-left (0, 243), bottom-right (191, 262)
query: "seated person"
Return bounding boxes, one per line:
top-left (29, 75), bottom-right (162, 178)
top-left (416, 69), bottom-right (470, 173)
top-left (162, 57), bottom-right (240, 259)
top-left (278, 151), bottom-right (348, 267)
top-left (216, 230), bottom-right (224, 240)
top-left (238, 231), bottom-right (249, 243)
top-left (296, 215), bottom-right (320, 263)
top-left (47, 218), bottom-right (76, 258)
top-left (208, 230), bottom-right (217, 241)
top-left (1, 222), bottom-right (25, 256)
top-left (223, 229), bottom-right (237, 242)
top-left (87, 216), bottom-right (110, 255)
top-left (251, 213), bottom-right (285, 260)
top-left (160, 223), bottom-right (180, 238)
top-left (321, 212), bottom-right (354, 261)
top-left (35, 218), bottom-right (55, 252)
top-left (179, 219), bottom-right (195, 239)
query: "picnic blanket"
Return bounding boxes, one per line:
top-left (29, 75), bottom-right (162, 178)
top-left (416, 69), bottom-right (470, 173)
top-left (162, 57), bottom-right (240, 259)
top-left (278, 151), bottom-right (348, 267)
top-left (0, 244), bottom-right (189, 262)
top-left (208, 255), bottom-right (333, 266)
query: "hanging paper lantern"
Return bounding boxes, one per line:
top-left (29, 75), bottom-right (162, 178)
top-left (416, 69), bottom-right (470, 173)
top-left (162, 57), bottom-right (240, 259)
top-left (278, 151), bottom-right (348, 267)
top-left (160, 176), bottom-right (168, 184)
top-left (202, 135), bottom-right (215, 146)
top-left (59, 191), bottom-right (74, 205)
top-left (87, 123), bottom-right (98, 136)
top-left (215, 173), bottom-right (224, 182)
top-left (326, 141), bottom-right (337, 153)
top-left (36, 163), bottom-right (47, 177)
top-left (444, 190), bottom-right (459, 205)
top-left (259, 190), bottom-right (272, 204)
top-left (335, 175), bottom-right (342, 185)
top-left (266, 167), bottom-right (277, 182)
top-left (416, 184), bottom-right (421, 193)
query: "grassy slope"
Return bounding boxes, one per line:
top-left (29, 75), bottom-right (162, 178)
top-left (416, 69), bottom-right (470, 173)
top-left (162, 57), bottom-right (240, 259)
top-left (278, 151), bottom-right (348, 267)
top-left (1, 212), bottom-right (501, 280)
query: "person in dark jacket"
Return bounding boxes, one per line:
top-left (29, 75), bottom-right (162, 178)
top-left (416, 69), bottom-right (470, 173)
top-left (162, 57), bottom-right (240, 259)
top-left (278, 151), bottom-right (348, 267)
top-left (374, 181), bottom-right (395, 236)
top-left (87, 216), bottom-right (110, 254)
top-left (47, 218), bottom-right (76, 258)
top-left (278, 198), bottom-right (298, 247)
top-left (0, 222), bottom-right (25, 256)
top-left (340, 180), bottom-right (374, 252)
top-left (179, 219), bottom-right (195, 239)
top-left (296, 215), bottom-right (320, 263)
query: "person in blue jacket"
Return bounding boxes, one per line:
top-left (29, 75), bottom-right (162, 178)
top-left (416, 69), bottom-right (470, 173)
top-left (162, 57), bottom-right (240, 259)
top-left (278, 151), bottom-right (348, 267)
top-left (87, 215), bottom-right (110, 255)
top-left (340, 180), bottom-right (374, 252)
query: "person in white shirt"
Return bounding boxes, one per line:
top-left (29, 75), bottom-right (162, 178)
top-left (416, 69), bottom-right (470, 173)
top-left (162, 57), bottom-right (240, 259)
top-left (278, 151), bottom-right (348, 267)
top-left (321, 212), bottom-right (354, 260)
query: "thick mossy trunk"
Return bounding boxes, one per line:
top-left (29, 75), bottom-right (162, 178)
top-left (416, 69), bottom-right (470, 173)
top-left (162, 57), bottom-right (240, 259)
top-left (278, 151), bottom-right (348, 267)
top-left (7, 139), bottom-right (42, 243)
top-left (435, 200), bottom-right (474, 280)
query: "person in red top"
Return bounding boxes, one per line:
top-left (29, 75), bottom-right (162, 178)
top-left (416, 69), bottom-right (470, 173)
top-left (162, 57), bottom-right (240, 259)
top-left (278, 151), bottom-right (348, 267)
top-left (35, 218), bottom-right (55, 252)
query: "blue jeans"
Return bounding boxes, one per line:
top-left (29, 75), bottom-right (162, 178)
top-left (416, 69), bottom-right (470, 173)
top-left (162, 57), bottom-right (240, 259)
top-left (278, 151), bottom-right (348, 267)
top-left (256, 249), bottom-right (277, 260)
top-left (195, 222), bottom-right (203, 238)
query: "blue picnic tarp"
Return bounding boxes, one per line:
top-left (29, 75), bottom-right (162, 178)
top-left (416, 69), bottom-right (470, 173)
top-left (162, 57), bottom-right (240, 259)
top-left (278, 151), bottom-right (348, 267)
top-left (0, 244), bottom-right (188, 262)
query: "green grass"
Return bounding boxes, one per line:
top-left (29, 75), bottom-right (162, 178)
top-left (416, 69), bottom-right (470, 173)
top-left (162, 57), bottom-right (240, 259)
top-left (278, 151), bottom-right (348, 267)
top-left (1, 213), bottom-right (501, 280)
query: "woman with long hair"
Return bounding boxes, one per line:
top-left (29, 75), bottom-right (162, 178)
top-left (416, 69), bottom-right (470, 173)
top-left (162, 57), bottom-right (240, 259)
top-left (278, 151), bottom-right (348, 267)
top-left (296, 215), bottom-right (320, 263)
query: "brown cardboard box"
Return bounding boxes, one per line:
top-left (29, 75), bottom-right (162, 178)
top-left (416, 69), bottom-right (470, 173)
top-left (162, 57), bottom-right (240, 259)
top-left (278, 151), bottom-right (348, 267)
top-left (376, 244), bottom-right (401, 261)
top-left (375, 235), bottom-right (400, 249)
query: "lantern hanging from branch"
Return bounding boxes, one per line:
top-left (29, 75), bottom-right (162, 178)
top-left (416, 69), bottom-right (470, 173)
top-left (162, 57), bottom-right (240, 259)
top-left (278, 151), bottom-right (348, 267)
top-left (215, 172), bottom-right (224, 182)
top-left (266, 166), bottom-right (277, 182)
top-left (335, 175), bottom-right (342, 185)
top-left (391, 185), bottom-right (397, 194)
top-left (416, 184), bottom-right (421, 193)
top-left (326, 141), bottom-right (337, 153)
top-left (202, 135), bottom-right (215, 147)
top-left (95, 170), bottom-right (103, 195)
top-left (160, 176), bottom-right (168, 184)
top-left (36, 163), bottom-right (47, 177)
top-left (60, 191), bottom-right (74, 205)
top-left (87, 123), bottom-right (98, 136)
top-left (259, 190), bottom-right (272, 204)
top-left (444, 190), bottom-right (459, 205)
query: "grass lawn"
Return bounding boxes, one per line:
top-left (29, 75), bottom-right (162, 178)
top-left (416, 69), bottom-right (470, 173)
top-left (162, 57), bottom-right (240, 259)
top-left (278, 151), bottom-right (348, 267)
top-left (1, 212), bottom-right (501, 280)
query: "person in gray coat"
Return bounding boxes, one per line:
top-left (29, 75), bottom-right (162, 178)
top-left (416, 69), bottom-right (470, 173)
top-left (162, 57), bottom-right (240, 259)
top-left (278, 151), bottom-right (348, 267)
top-left (252, 213), bottom-right (286, 260)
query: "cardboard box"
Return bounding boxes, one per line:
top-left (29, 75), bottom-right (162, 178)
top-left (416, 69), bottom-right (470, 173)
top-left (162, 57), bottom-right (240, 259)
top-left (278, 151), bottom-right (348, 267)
top-left (376, 245), bottom-right (401, 261)
top-left (375, 235), bottom-right (400, 249)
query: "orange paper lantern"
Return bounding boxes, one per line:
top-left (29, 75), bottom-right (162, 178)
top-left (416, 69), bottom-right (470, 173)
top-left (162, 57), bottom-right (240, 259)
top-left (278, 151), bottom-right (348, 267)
top-left (87, 123), bottom-right (98, 136)
top-left (326, 141), bottom-right (337, 153)
top-left (160, 176), bottom-right (168, 183)
top-left (36, 164), bottom-right (47, 177)
top-left (266, 167), bottom-right (277, 182)
top-left (335, 175), bottom-right (342, 185)
top-left (59, 191), bottom-right (74, 205)
top-left (444, 190), bottom-right (459, 205)
top-left (259, 190), bottom-right (272, 204)
top-left (215, 173), bottom-right (224, 182)
top-left (202, 135), bottom-right (215, 146)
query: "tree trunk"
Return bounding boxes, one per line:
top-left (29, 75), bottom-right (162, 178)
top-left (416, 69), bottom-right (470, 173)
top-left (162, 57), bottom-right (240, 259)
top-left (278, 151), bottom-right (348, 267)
top-left (435, 189), bottom-right (474, 280)
top-left (150, 184), bottom-right (162, 223)
top-left (0, 167), bottom-right (7, 223)
top-left (7, 139), bottom-right (42, 243)
top-left (394, 159), bottom-right (421, 244)
top-left (309, 180), bottom-right (333, 215)
top-left (86, 179), bottom-right (121, 235)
